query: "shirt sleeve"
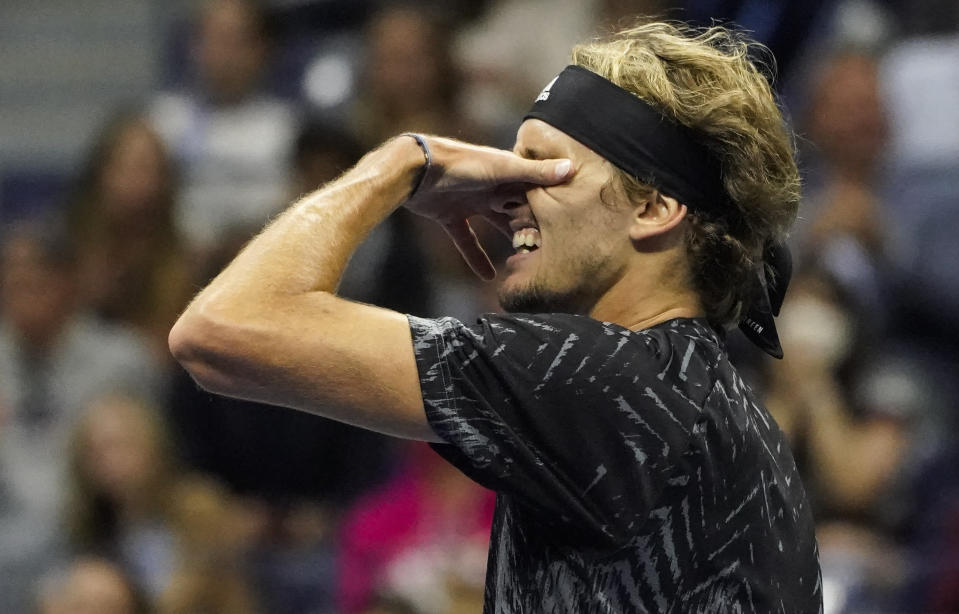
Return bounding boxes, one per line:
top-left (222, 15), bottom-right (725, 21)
top-left (408, 313), bottom-right (710, 545)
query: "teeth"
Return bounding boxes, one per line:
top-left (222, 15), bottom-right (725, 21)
top-left (512, 228), bottom-right (541, 251)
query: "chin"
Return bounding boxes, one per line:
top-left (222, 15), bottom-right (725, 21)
top-left (498, 278), bottom-right (578, 314)
top-left (499, 251), bottom-right (610, 315)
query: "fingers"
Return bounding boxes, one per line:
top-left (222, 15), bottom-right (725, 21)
top-left (492, 155), bottom-right (573, 187)
top-left (412, 137), bottom-right (573, 199)
top-left (443, 219), bottom-right (496, 282)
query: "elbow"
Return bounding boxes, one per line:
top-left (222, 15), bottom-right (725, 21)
top-left (168, 308), bottom-right (241, 396)
top-left (168, 310), bottom-right (197, 367)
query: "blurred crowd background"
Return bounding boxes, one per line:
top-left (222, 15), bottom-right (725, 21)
top-left (1, 0), bottom-right (958, 612)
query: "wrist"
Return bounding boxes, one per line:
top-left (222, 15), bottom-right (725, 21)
top-left (321, 135), bottom-right (427, 223)
top-left (390, 134), bottom-right (431, 201)
top-left (402, 133), bottom-right (433, 200)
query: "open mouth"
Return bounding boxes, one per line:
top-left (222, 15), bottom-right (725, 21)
top-left (512, 227), bottom-right (541, 254)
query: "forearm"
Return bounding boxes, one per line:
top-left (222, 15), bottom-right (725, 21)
top-left (168, 133), bottom-right (566, 439)
top-left (195, 136), bottom-right (422, 306)
top-left (168, 136), bottom-right (424, 412)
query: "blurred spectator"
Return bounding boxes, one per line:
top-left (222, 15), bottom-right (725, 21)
top-left (0, 222), bottom-right (161, 420)
top-left (797, 49), bottom-right (892, 335)
top-left (3, 3), bottom-right (959, 613)
top-left (68, 112), bottom-right (192, 362)
top-left (767, 272), bottom-right (912, 517)
top-left (292, 120), bottom-right (431, 316)
top-left (454, 0), bottom-right (600, 143)
top-left (35, 556), bottom-right (148, 614)
top-left (67, 395), bottom-right (256, 613)
top-left (166, 122), bottom-right (432, 613)
top-left (802, 50), bottom-right (887, 249)
top-left (167, 123), bottom-right (415, 507)
top-left (879, 25), bottom-right (959, 343)
top-left (682, 0), bottom-right (834, 83)
top-left (350, 4), bottom-right (475, 148)
top-left (0, 220), bottom-right (160, 612)
top-left (794, 57), bottom-right (959, 614)
top-left (347, 3), bottom-right (502, 323)
top-left (150, 0), bottom-right (298, 257)
top-left (339, 443), bottom-right (495, 614)
top-left (764, 270), bottom-right (929, 612)
top-left (454, 0), bottom-right (665, 144)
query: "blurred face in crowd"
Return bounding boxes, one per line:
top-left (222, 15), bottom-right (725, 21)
top-left (366, 7), bottom-right (445, 106)
top-left (498, 119), bottom-right (642, 314)
top-left (78, 397), bottom-right (164, 506)
top-left (98, 121), bottom-right (169, 221)
top-left (808, 54), bottom-right (887, 176)
top-left (195, 0), bottom-right (268, 103)
top-left (0, 234), bottom-right (75, 351)
top-left (39, 558), bottom-right (138, 614)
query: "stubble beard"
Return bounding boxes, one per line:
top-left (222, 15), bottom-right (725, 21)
top-left (498, 254), bottom-right (608, 315)
top-left (499, 279), bottom-right (570, 314)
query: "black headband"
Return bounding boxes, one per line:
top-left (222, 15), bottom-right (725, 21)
top-left (525, 65), bottom-right (728, 214)
top-left (524, 65), bottom-right (791, 358)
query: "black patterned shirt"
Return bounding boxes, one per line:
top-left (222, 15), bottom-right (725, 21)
top-left (408, 313), bottom-right (822, 613)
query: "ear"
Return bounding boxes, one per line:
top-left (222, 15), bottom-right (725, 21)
top-left (628, 191), bottom-right (689, 242)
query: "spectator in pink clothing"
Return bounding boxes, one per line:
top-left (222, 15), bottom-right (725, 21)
top-left (339, 443), bottom-right (496, 614)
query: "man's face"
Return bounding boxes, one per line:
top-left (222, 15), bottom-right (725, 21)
top-left (498, 119), bottom-right (637, 315)
top-left (0, 236), bottom-right (74, 349)
top-left (366, 8), bottom-right (440, 105)
top-left (195, 0), bottom-right (267, 104)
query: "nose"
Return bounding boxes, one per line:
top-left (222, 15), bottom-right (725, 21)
top-left (492, 201), bottom-right (522, 214)
top-left (491, 191), bottom-right (529, 215)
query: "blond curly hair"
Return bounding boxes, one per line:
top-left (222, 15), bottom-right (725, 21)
top-left (572, 21), bottom-right (800, 327)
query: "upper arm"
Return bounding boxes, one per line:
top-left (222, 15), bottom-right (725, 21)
top-left (170, 291), bottom-right (438, 442)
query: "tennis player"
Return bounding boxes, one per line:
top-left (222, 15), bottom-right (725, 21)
top-left (171, 22), bottom-right (822, 613)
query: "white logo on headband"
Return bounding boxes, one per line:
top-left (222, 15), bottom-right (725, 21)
top-left (535, 75), bottom-right (559, 102)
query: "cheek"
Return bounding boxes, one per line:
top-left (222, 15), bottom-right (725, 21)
top-left (531, 235), bottom-right (590, 289)
top-left (542, 208), bottom-right (613, 257)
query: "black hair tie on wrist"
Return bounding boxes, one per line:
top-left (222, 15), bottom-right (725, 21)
top-left (403, 133), bottom-right (433, 199)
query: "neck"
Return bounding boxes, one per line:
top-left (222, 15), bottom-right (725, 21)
top-left (588, 263), bottom-right (704, 331)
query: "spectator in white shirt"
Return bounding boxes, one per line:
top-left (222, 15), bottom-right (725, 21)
top-left (150, 0), bottom-right (298, 257)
